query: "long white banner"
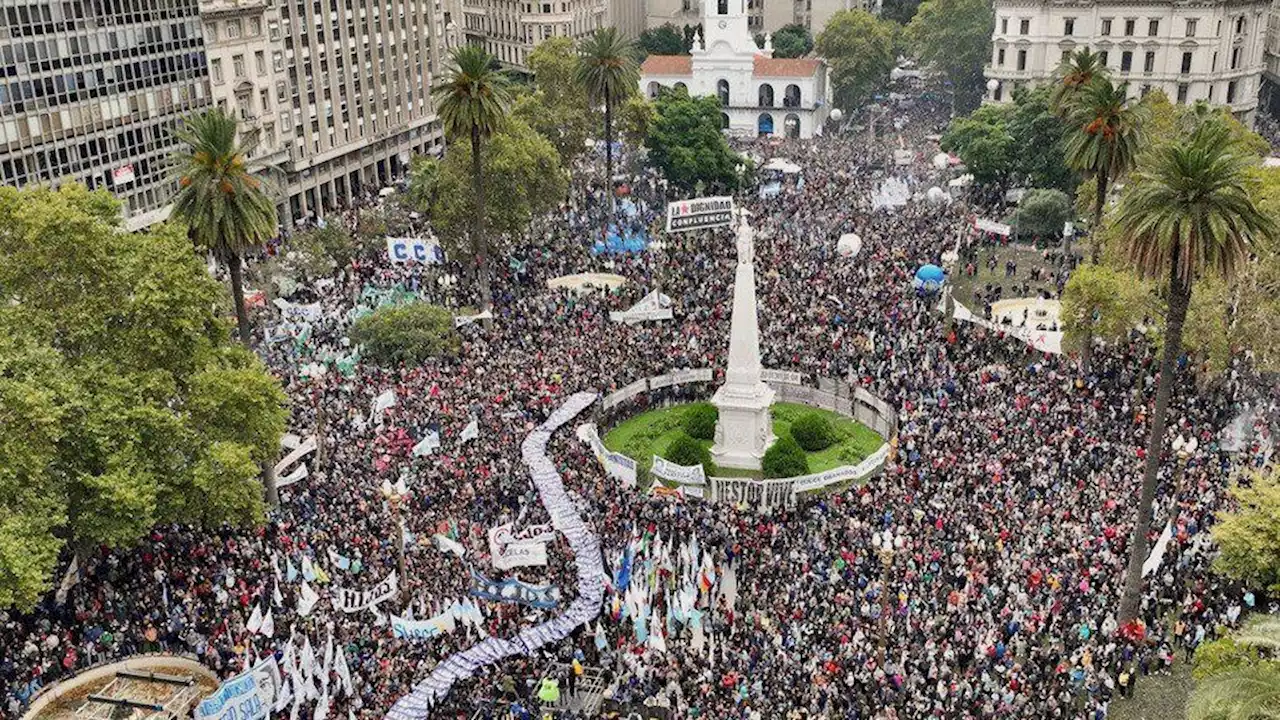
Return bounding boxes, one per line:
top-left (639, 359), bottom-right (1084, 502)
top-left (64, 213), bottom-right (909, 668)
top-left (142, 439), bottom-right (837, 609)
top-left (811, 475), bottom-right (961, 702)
top-left (333, 571), bottom-right (398, 613)
top-left (391, 611), bottom-right (456, 641)
top-left (576, 424), bottom-right (638, 488)
top-left (790, 444), bottom-right (890, 494)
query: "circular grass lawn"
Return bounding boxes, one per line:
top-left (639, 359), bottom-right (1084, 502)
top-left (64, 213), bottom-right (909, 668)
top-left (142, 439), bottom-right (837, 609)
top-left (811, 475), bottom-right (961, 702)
top-left (603, 402), bottom-right (884, 481)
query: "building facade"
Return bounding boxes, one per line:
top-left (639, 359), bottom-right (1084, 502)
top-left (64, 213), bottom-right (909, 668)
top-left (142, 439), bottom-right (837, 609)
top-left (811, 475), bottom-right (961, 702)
top-left (640, 0), bottom-right (829, 138)
top-left (986, 0), bottom-right (1269, 121)
top-left (275, 0), bottom-right (446, 220)
top-left (0, 0), bottom-right (214, 230)
top-left (453, 0), bottom-right (606, 71)
top-left (646, 0), bottom-right (860, 36)
top-left (608, 0), bottom-right (646, 38)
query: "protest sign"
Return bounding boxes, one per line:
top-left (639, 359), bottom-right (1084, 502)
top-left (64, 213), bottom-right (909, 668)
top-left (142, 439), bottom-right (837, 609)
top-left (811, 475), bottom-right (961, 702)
top-left (576, 424), bottom-right (638, 488)
top-left (470, 569), bottom-right (559, 609)
top-left (385, 237), bottom-right (445, 264)
top-left (487, 523), bottom-right (553, 570)
top-left (332, 571), bottom-right (398, 613)
top-left (391, 611), bottom-right (456, 641)
top-left (195, 658), bottom-right (281, 720)
top-left (761, 368), bottom-right (804, 386)
top-left (650, 456), bottom-right (707, 486)
top-left (666, 196), bottom-right (734, 233)
top-left (609, 289), bottom-right (673, 324)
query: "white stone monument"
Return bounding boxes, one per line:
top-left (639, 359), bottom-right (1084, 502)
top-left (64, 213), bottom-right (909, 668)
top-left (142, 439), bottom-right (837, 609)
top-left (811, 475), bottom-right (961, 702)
top-left (711, 209), bottom-right (775, 471)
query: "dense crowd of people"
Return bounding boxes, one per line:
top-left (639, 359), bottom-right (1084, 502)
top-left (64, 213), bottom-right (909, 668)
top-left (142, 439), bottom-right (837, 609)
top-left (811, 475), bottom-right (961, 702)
top-left (1, 86), bottom-right (1275, 720)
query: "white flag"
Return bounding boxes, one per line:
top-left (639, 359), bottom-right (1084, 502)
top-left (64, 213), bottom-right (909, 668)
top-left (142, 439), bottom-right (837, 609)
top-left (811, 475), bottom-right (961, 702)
top-left (460, 418), bottom-right (479, 443)
top-left (333, 642), bottom-right (354, 698)
top-left (260, 609), bottom-right (275, 638)
top-left (273, 579), bottom-right (284, 608)
top-left (297, 581), bottom-right (320, 617)
top-left (313, 692), bottom-right (330, 720)
top-left (321, 629), bottom-right (334, 695)
top-left (412, 430), bottom-right (441, 457)
top-left (301, 636), bottom-right (319, 700)
top-left (246, 605), bottom-right (264, 634)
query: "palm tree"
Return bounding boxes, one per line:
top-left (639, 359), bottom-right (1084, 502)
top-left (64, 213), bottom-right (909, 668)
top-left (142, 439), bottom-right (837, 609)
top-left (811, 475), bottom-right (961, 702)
top-left (576, 28), bottom-right (640, 227)
top-left (1064, 77), bottom-right (1146, 263)
top-left (1189, 665), bottom-right (1280, 720)
top-left (1050, 48), bottom-right (1108, 117)
top-left (1113, 118), bottom-right (1275, 626)
top-left (171, 109), bottom-right (278, 345)
top-left (433, 45), bottom-right (513, 312)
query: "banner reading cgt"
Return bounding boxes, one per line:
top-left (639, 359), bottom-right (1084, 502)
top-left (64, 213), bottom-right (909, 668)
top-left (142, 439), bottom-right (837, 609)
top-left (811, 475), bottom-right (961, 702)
top-left (666, 197), bottom-right (735, 233)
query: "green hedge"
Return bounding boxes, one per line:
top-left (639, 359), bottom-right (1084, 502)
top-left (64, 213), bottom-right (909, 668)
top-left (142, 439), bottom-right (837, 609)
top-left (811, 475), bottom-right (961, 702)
top-left (662, 432), bottom-right (712, 474)
top-left (789, 412), bottom-right (835, 451)
top-left (682, 403), bottom-right (718, 440)
top-left (763, 436), bottom-right (808, 478)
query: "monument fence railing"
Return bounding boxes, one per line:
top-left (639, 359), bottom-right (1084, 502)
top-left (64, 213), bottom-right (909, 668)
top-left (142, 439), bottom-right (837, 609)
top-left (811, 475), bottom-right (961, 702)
top-left (591, 370), bottom-right (898, 509)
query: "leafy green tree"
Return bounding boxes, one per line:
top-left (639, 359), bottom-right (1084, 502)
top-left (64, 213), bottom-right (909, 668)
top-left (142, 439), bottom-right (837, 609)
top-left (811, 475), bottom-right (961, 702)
top-left (1009, 189), bottom-right (1072, 240)
top-left (906, 0), bottom-right (993, 113)
top-left (1064, 78), bottom-right (1147, 263)
top-left (278, 224), bottom-right (358, 280)
top-left (763, 436), bottom-right (809, 478)
top-left (646, 88), bottom-right (745, 193)
top-left (1189, 664), bottom-right (1280, 720)
top-left (432, 117), bottom-right (567, 260)
top-left (433, 45), bottom-right (514, 312)
top-left (170, 109), bottom-right (279, 345)
top-left (941, 105), bottom-right (1015, 186)
top-left (1211, 467), bottom-right (1280, 593)
top-left (880, 0), bottom-right (922, 26)
top-left (816, 10), bottom-right (896, 111)
top-left (1005, 87), bottom-right (1076, 191)
top-left (771, 23), bottom-right (814, 58)
top-left (0, 185), bottom-right (287, 609)
top-left (1113, 119), bottom-right (1276, 626)
top-left (1049, 48), bottom-right (1108, 117)
top-left (618, 95), bottom-right (657, 149)
top-left (513, 37), bottom-right (595, 165)
top-left (1060, 263), bottom-right (1146, 373)
top-left (577, 28), bottom-right (641, 224)
top-left (349, 303), bottom-right (461, 366)
top-left (682, 403), bottom-right (718, 441)
top-left (638, 23), bottom-right (688, 57)
top-left (663, 432), bottom-right (713, 475)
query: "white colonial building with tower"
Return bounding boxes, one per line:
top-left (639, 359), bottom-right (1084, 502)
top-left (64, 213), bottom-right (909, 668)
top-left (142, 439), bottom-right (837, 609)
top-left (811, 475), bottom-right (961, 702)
top-left (638, 0), bottom-right (831, 138)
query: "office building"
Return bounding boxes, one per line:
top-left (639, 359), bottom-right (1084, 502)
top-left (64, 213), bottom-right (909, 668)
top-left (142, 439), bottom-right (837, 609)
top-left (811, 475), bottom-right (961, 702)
top-left (0, 0), bottom-right (213, 230)
top-left (646, 0), bottom-right (859, 36)
top-left (453, 0), bottom-right (607, 71)
top-left (986, 0), bottom-right (1269, 122)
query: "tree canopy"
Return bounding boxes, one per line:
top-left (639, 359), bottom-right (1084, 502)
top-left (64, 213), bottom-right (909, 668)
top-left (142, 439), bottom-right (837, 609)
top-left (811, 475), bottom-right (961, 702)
top-left (638, 23), bottom-right (689, 57)
top-left (815, 10), bottom-right (896, 111)
top-left (771, 23), bottom-right (814, 59)
top-left (513, 36), bottom-right (596, 165)
top-left (0, 184), bottom-right (288, 610)
top-left (349, 303), bottom-right (461, 366)
top-left (646, 87), bottom-right (745, 194)
top-left (431, 116), bottom-right (567, 258)
top-left (1009, 189), bottom-right (1072, 240)
top-left (941, 87), bottom-right (1075, 190)
top-left (906, 0), bottom-right (993, 112)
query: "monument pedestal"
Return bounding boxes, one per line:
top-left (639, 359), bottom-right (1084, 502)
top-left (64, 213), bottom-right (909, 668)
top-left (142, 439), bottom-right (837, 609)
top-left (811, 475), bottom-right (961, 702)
top-left (710, 208), bottom-right (774, 472)
top-left (711, 384), bottom-right (775, 470)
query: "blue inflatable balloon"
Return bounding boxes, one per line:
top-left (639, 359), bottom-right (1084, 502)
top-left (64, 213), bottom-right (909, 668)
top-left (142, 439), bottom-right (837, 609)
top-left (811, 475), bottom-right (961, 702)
top-left (913, 264), bottom-right (946, 293)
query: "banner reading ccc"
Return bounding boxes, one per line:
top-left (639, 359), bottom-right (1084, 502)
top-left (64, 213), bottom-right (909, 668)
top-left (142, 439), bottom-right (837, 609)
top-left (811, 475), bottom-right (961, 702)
top-left (666, 196), bottom-right (735, 233)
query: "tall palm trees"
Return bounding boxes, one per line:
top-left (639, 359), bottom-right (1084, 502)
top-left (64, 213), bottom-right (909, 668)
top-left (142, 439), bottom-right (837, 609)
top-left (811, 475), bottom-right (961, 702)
top-left (1113, 118), bottom-right (1275, 626)
top-left (576, 28), bottom-right (640, 225)
top-left (171, 109), bottom-right (278, 345)
top-left (1063, 78), bottom-right (1146, 263)
top-left (433, 45), bottom-right (513, 312)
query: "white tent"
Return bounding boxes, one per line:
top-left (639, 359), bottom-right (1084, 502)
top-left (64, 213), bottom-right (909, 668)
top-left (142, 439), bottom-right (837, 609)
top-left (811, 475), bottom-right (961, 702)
top-left (837, 234), bottom-right (862, 258)
top-left (763, 157), bottom-right (802, 174)
top-left (926, 186), bottom-right (949, 204)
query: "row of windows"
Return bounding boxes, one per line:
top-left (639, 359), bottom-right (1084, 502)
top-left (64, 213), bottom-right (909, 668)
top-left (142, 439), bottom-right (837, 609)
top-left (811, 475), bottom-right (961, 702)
top-left (207, 16), bottom-right (263, 41)
top-left (1, 52), bottom-right (207, 114)
top-left (992, 77), bottom-right (1243, 106)
top-left (995, 44), bottom-right (1250, 75)
top-left (999, 14), bottom-right (1249, 39)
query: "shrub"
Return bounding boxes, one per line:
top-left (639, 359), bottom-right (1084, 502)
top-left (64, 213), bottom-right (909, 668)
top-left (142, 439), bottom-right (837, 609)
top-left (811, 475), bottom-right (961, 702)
top-left (790, 412), bottom-right (835, 451)
top-left (662, 432), bottom-right (712, 473)
top-left (1193, 636), bottom-right (1261, 680)
top-left (683, 403), bottom-right (719, 441)
top-left (763, 436), bottom-right (808, 478)
top-left (349, 302), bottom-right (460, 366)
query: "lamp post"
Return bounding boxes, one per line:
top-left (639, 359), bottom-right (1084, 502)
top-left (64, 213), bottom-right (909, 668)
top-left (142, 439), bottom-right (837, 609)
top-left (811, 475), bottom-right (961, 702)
top-left (986, 78), bottom-right (1000, 102)
top-left (381, 476), bottom-right (411, 602)
top-left (872, 529), bottom-right (905, 671)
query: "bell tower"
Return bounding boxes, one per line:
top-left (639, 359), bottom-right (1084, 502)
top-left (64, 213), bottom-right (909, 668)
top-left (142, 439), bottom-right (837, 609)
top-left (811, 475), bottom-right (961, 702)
top-left (698, 0), bottom-right (757, 56)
